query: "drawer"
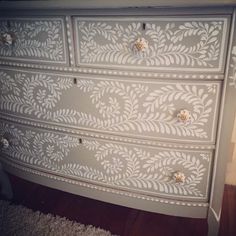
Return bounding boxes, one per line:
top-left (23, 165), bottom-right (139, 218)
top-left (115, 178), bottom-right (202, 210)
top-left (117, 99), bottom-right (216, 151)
top-left (0, 68), bottom-right (221, 144)
top-left (74, 16), bottom-right (229, 73)
top-left (0, 17), bottom-right (69, 65)
top-left (0, 120), bottom-right (212, 201)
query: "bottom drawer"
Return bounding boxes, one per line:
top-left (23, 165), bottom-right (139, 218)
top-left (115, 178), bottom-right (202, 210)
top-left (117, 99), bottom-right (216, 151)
top-left (0, 120), bottom-right (212, 202)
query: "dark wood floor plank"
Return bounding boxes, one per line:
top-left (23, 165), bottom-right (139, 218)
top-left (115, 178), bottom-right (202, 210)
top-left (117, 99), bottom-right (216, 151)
top-left (219, 185), bottom-right (236, 236)
top-left (1, 174), bottom-right (236, 236)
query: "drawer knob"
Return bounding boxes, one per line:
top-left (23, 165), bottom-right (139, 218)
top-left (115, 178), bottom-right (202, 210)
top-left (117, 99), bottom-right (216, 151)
top-left (134, 38), bottom-right (149, 52)
top-left (1, 32), bottom-right (16, 46)
top-left (0, 138), bottom-right (9, 149)
top-left (177, 109), bottom-right (191, 123)
top-left (173, 171), bottom-right (186, 183)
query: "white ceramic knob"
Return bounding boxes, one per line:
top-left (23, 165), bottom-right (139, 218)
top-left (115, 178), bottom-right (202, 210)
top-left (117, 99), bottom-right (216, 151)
top-left (173, 171), bottom-right (186, 183)
top-left (133, 38), bottom-right (149, 52)
top-left (177, 109), bottom-right (191, 123)
top-left (2, 33), bottom-right (13, 45)
top-left (0, 138), bottom-right (9, 149)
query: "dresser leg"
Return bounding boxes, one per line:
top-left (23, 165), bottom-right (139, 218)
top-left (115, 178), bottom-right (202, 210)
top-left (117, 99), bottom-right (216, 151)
top-left (0, 163), bottom-right (13, 200)
top-left (207, 207), bottom-right (220, 236)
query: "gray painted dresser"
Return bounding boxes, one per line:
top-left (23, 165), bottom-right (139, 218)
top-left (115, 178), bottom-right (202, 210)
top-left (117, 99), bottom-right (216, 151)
top-left (0, 1), bottom-right (236, 235)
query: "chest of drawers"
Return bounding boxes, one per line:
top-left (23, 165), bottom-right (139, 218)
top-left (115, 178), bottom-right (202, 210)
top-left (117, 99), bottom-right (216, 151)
top-left (0, 2), bottom-right (236, 235)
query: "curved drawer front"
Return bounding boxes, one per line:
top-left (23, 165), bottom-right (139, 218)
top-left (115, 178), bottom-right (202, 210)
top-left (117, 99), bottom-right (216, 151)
top-left (74, 16), bottom-right (229, 73)
top-left (0, 68), bottom-right (221, 143)
top-left (0, 121), bottom-right (212, 201)
top-left (0, 17), bottom-right (69, 65)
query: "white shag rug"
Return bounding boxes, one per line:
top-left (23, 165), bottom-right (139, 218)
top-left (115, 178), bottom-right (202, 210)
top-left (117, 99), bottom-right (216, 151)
top-left (0, 200), bottom-right (115, 236)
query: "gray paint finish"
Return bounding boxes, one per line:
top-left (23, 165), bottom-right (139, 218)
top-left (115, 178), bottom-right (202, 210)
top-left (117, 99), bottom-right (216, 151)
top-left (0, 0), bottom-right (236, 9)
top-left (0, 4), bottom-right (235, 236)
top-left (0, 120), bottom-right (212, 201)
top-left (208, 9), bottom-right (236, 235)
top-left (74, 16), bottom-right (229, 72)
top-left (0, 68), bottom-right (221, 144)
top-left (0, 17), bottom-right (69, 65)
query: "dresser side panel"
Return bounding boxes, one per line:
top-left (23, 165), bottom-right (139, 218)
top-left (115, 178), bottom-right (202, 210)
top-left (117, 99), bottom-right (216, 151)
top-left (208, 8), bottom-right (236, 224)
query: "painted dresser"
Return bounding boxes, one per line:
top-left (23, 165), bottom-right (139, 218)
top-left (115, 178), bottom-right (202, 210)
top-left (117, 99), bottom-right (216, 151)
top-left (0, 1), bottom-right (236, 235)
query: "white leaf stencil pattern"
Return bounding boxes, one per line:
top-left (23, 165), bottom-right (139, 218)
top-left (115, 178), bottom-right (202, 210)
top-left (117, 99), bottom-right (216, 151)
top-left (76, 19), bottom-right (226, 70)
top-left (0, 19), bottom-right (65, 62)
top-left (0, 70), bottom-right (219, 141)
top-left (0, 122), bottom-right (211, 198)
top-left (0, 71), bottom-right (76, 124)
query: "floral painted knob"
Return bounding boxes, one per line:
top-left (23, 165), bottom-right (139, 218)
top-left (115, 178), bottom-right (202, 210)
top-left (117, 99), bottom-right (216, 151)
top-left (177, 109), bottom-right (191, 123)
top-left (173, 171), bottom-right (186, 183)
top-left (0, 138), bottom-right (9, 149)
top-left (134, 38), bottom-right (149, 52)
top-left (1, 32), bottom-right (15, 46)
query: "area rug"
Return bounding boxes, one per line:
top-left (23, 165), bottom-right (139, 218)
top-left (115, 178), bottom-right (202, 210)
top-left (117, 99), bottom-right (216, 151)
top-left (0, 200), bottom-right (115, 236)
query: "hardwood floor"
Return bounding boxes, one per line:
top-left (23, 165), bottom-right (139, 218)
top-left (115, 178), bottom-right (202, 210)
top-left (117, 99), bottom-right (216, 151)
top-left (218, 185), bottom-right (236, 236)
top-left (1, 174), bottom-right (236, 236)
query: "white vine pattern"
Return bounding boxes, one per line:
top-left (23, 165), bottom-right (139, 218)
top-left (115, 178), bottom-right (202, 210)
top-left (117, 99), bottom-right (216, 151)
top-left (0, 123), bottom-right (210, 198)
top-left (77, 19), bottom-right (225, 69)
top-left (0, 19), bottom-right (65, 62)
top-left (77, 80), bottom-right (215, 139)
top-left (0, 70), bottom-right (218, 140)
top-left (0, 71), bottom-right (77, 124)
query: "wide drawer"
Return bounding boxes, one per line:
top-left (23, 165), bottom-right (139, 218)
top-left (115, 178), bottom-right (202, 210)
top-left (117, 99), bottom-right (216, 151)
top-left (74, 16), bottom-right (229, 73)
top-left (0, 68), bottom-right (221, 144)
top-left (0, 17), bottom-right (69, 65)
top-left (0, 120), bottom-right (212, 201)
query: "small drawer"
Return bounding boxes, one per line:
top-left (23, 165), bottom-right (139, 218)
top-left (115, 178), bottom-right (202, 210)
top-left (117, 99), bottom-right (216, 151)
top-left (0, 120), bottom-right (212, 201)
top-left (0, 68), bottom-right (221, 144)
top-left (74, 16), bottom-right (229, 73)
top-left (0, 17), bottom-right (69, 65)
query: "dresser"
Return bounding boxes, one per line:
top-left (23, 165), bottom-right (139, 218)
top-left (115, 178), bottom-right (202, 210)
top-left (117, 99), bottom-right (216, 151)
top-left (0, 1), bottom-right (236, 235)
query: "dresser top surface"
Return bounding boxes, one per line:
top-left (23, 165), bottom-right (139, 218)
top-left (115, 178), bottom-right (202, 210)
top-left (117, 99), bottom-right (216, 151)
top-left (0, 0), bottom-right (235, 10)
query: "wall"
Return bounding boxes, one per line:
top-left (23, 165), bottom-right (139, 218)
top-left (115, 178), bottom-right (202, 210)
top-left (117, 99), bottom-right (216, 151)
top-left (226, 115), bottom-right (236, 185)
